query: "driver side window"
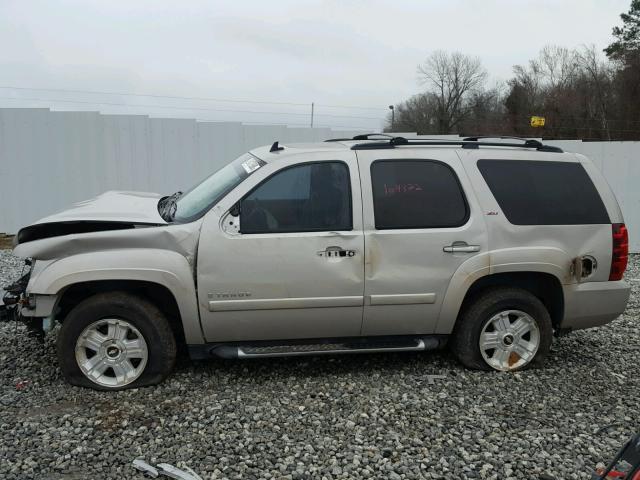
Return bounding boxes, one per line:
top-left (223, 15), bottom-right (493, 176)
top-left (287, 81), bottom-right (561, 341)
top-left (240, 162), bottom-right (352, 234)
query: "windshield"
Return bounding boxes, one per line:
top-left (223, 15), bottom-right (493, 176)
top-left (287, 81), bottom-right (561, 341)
top-left (170, 153), bottom-right (264, 222)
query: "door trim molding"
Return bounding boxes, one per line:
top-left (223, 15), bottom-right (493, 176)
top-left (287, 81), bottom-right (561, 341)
top-left (368, 293), bottom-right (436, 306)
top-left (209, 296), bottom-right (364, 312)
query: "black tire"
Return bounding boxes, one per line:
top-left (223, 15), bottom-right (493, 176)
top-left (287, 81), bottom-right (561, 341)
top-left (57, 291), bottom-right (177, 390)
top-left (450, 287), bottom-right (553, 371)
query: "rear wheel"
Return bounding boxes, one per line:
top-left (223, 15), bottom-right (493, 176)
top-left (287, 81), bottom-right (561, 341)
top-left (57, 292), bottom-right (176, 390)
top-left (451, 287), bottom-right (553, 371)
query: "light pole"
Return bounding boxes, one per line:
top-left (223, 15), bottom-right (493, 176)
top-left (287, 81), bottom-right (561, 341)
top-left (388, 105), bottom-right (395, 131)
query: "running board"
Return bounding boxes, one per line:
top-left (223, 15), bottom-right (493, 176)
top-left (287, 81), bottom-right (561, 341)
top-left (193, 335), bottom-right (446, 360)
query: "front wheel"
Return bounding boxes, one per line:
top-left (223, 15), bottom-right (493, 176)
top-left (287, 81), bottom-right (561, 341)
top-left (451, 287), bottom-right (553, 372)
top-left (57, 292), bottom-right (177, 390)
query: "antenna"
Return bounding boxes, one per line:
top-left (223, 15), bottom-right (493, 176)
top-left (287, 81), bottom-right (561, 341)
top-left (270, 141), bottom-right (284, 152)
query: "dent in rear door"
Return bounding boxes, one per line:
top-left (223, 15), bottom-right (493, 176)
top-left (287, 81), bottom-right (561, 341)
top-left (357, 149), bottom-right (489, 335)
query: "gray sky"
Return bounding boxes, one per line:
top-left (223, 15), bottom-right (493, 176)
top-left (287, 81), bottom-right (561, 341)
top-left (0, 0), bottom-right (629, 130)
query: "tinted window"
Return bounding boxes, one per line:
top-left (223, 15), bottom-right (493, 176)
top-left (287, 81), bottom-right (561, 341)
top-left (240, 162), bottom-right (352, 234)
top-left (477, 160), bottom-right (610, 225)
top-left (371, 160), bottom-right (469, 229)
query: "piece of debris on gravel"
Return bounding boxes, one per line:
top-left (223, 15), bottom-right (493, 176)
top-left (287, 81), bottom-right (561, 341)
top-left (0, 235), bottom-right (13, 250)
top-left (0, 249), bottom-right (638, 480)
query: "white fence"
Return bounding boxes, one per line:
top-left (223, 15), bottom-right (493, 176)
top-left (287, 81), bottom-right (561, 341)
top-left (0, 108), bottom-right (363, 236)
top-left (0, 108), bottom-right (638, 251)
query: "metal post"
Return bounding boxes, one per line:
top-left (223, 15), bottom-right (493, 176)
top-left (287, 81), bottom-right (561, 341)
top-left (310, 102), bottom-right (314, 128)
top-left (388, 105), bottom-right (395, 131)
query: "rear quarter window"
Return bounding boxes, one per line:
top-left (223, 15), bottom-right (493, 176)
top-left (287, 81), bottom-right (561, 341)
top-left (477, 159), bottom-right (610, 225)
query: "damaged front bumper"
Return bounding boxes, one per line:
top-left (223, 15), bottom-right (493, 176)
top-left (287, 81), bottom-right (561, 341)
top-left (0, 262), bottom-right (45, 338)
top-left (2, 260), bottom-right (58, 339)
top-left (0, 269), bottom-right (25, 323)
top-left (0, 288), bottom-right (20, 322)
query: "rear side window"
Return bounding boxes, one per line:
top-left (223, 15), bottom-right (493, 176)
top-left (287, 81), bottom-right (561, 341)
top-left (478, 159), bottom-right (609, 225)
top-left (371, 160), bottom-right (469, 229)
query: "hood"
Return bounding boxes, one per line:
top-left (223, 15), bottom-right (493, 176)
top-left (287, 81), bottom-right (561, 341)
top-left (16, 191), bottom-right (167, 245)
top-left (35, 191), bottom-right (166, 225)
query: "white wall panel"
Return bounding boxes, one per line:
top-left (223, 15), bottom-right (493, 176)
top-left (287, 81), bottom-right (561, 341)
top-left (0, 108), bottom-right (360, 234)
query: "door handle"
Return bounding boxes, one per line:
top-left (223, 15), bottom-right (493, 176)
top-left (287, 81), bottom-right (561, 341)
top-left (317, 246), bottom-right (357, 258)
top-left (443, 242), bottom-right (480, 253)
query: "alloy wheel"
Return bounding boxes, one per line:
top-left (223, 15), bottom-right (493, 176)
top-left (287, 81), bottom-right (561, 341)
top-left (75, 318), bottom-right (148, 388)
top-left (479, 309), bottom-right (541, 371)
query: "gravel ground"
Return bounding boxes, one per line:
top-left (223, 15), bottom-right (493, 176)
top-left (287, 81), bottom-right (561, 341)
top-left (0, 250), bottom-right (638, 480)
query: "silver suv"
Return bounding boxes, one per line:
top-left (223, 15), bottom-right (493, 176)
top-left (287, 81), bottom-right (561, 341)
top-left (1, 135), bottom-right (631, 390)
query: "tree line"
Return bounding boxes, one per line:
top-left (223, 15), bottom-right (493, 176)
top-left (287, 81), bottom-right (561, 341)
top-left (388, 1), bottom-right (640, 140)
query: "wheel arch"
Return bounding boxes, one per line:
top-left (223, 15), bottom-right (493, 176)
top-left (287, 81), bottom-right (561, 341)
top-left (28, 249), bottom-right (204, 344)
top-left (436, 268), bottom-right (565, 334)
top-left (55, 280), bottom-right (187, 348)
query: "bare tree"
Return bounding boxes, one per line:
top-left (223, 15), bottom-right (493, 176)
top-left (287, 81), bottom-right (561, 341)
top-left (384, 93), bottom-right (440, 134)
top-left (510, 62), bottom-right (543, 113)
top-left (538, 45), bottom-right (579, 89)
top-left (417, 51), bottom-right (488, 134)
top-left (504, 44), bottom-right (618, 139)
top-left (577, 45), bottom-right (614, 139)
top-left (463, 82), bottom-right (507, 134)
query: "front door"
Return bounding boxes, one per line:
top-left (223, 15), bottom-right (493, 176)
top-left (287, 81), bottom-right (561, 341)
top-left (197, 151), bottom-right (365, 342)
top-left (356, 149), bottom-right (488, 336)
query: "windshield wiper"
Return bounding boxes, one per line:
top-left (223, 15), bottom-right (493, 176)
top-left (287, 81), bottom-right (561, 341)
top-left (158, 191), bottom-right (182, 222)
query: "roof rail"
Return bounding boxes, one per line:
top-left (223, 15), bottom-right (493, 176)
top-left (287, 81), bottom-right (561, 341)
top-left (463, 135), bottom-right (541, 142)
top-left (351, 136), bottom-right (563, 153)
top-left (352, 133), bottom-right (394, 140)
top-left (324, 133), bottom-right (393, 142)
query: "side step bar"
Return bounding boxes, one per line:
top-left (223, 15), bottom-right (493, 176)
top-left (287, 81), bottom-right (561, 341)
top-left (190, 335), bottom-right (447, 360)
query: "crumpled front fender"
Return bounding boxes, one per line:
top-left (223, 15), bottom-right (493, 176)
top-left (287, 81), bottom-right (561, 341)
top-left (27, 249), bottom-right (204, 344)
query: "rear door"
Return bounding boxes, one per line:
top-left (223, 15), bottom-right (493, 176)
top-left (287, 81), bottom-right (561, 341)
top-left (357, 148), bottom-right (488, 336)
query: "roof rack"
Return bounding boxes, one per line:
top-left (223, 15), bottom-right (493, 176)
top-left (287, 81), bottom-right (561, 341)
top-left (352, 133), bottom-right (395, 140)
top-left (351, 136), bottom-right (563, 153)
top-left (462, 135), bottom-right (541, 142)
top-left (324, 133), bottom-right (393, 142)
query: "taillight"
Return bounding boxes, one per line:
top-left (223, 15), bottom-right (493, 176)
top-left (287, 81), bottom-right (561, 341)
top-left (609, 223), bottom-right (629, 281)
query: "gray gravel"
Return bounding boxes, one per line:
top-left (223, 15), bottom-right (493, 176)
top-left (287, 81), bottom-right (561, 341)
top-left (0, 249), bottom-right (638, 480)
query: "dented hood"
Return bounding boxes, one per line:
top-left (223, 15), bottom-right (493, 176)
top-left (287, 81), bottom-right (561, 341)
top-left (13, 188), bottom-right (201, 261)
top-left (34, 191), bottom-right (166, 225)
top-left (15, 191), bottom-right (168, 246)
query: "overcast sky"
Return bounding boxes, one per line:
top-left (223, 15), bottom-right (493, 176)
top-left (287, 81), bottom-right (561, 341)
top-left (0, 0), bottom-right (630, 130)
